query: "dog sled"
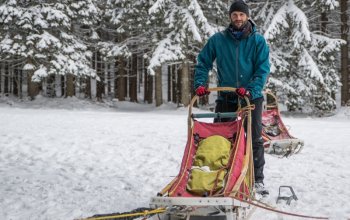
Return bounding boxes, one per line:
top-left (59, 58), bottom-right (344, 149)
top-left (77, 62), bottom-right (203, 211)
top-left (83, 87), bottom-right (256, 220)
top-left (83, 88), bottom-right (305, 220)
top-left (262, 91), bottom-right (304, 157)
top-left (147, 87), bottom-right (257, 220)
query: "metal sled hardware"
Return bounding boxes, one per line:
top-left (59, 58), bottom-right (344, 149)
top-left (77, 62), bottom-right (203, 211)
top-left (276, 186), bottom-right (298, 205)
top-left (264, 139), bottom-right (304, 156)
top-left (149, 197), bottom-right (249, 220)
top-left (150, 197), bottom-right (248, 207)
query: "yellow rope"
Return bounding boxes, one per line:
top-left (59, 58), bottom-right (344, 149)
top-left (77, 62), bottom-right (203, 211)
top-left (81, 208), bottom-right (166, 220)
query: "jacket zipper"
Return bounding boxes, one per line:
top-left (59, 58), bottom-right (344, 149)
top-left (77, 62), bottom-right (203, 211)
top-left (235, 41), bottom-right (240, 88)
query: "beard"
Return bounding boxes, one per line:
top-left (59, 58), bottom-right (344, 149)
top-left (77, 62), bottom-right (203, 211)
top-left (231, 20), bottom-right (248, 30)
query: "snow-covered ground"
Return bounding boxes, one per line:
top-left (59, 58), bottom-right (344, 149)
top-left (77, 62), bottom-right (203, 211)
top-left (0, 96), bottom-right (350, 220)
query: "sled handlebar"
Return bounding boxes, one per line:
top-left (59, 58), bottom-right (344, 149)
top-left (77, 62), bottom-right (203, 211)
top-left (188, 87), bottom-right (250, 119)
top-left (206, 87), bottom-right (237, 93)
top-left (191, 112), bottom-right (237, 119)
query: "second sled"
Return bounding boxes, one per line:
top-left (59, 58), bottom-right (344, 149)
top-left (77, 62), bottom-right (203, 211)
top-left (262, 91), bottom-right (304, 157)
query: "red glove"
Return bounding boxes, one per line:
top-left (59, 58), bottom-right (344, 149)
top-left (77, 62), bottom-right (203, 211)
top-left (236, 87), bottom-right (250, 98)
top-left (195, 86), bottom-right (210, 96)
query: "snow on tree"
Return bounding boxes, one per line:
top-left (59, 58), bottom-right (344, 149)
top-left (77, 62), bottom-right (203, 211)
top-left (311, 0), bottom-right (339, 10)
top-left (104, 0), bottom-right (153, 55)
top-left (253, 0), bottom-right (344, 113)
top-left (147, 0), bottom-right (218, 75)
top-left (0, 0), bottom-right (99, 84)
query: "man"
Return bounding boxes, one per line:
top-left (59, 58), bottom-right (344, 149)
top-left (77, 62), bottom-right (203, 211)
top-left (194, 0), bottom-right (270, 195)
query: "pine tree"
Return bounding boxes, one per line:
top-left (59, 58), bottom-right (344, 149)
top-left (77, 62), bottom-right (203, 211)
top-left (147, 0), bottom-right (218, 74)
top-left (253, 0), bottom-right (344, 113)
top-left (103, 0), bottom-right (155, 102)
top-left (147, 0), bottom-right (222, 105)
top-left (0, 0), bottom-right (99, 98)
top-left (198, 0), bottom-right (228, 29)
top-left (102, 0), bottom-right (161, 60)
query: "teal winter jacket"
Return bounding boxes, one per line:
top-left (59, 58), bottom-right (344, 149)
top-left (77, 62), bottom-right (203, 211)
top-left (194, 20), bottom-right (270, 101)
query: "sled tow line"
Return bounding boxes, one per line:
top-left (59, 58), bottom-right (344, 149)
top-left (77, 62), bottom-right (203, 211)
top-left (234, 195), bottom-right (329, 220)
top-left (80, 208), bottom-right (166, 220)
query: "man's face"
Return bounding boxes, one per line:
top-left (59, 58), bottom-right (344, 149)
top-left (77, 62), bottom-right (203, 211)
top-left (230, 11), bottom-right (248, 29)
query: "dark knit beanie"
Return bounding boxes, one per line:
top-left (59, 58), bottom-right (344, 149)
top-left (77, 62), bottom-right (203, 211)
top-left (229, 0), bottom-right (249, 16)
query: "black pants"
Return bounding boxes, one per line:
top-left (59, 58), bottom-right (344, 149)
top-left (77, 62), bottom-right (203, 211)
top-left (214, 96), bottom-right (265, 183)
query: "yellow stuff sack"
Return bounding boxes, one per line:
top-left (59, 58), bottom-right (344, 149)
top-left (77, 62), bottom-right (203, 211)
top-left (186, 168), bottom-right (226, 195)
top-left (193, 135), bottom-right (231, 170)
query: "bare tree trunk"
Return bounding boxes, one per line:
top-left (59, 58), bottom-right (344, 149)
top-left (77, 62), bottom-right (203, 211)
top-left (320, 12), bottom-right (328, 34)
top-left (12, 63), bottom-right (21, 97)
top-left (172, 65), bottom-right (176, 103)
top-left (181, 61), bottom-right (190, 106)
top-left (0, 63), bottom-right (2, 95)
top-left (90, 53), bottom-right (97, 100)
top-left (27, 71), bottom-right (40, 99)
top-left (19, 69), bottom-right (23, 98)
top-left (155, 66), bottom-right (162, 107)
top-left (85, 77), bottom-right (91, 99)
top-left (138, 53), bottom-right (143, 92)
top-left (66, 74), bottom-right (74, 97)
top-left (114, 58), bottom-right (118, 99)
top-left (55, 75), bottom-right (62, 97)
top-left (21, 68), bottom-right (28, 98)
top-left (105, 62), bottom-right (109, 98)
top-left (75, 77), bottom-right (80, 98)
top-left (42, 77), bottom-right (47, 96)
top-left (340, 0), bottom-right (349, 105)
top-left (4, 62), bottom-right (9, 94)
top-left (110, 62), bottom-right (115, 98)
top-left (9, 63), bottom-right (13, 95)
top-left (16, 69), bottom-right (22, 98)
top-left (168, 65), bottom-right (171, 102)
top-left (90, 77), bottom-right (97, 99)
top-left (0, 63), bottom-right (3, 96)
top-left (146, 74), bottom-right (154, 104)
top-left (117, 57), bottom-right (127, 101)
top-left (144, 60), bottom-right (153, 104)
top-left (129, 53), bottom-right (138, 102)
top-left (96, 52), bottom-right (103, 101)
top-left (177, 64), bottom-right (182, 106)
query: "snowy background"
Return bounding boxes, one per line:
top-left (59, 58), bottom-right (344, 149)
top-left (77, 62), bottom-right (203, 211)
top-left (0, 96), bottom-right (350, 220)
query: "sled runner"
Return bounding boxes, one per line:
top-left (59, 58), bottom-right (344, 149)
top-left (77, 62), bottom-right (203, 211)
top-left (148, 87), bottom-right (256, 220)
top-left (262, 91), bottom-right (304, 157)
